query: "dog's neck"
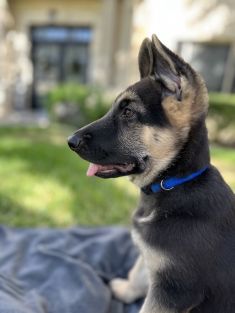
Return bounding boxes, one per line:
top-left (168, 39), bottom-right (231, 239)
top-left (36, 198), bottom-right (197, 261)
top-left (141, 118), bottom-right (210, 194)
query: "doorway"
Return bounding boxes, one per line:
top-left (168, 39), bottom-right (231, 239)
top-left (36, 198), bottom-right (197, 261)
top-left (31, 26), bottom-right (92, 109)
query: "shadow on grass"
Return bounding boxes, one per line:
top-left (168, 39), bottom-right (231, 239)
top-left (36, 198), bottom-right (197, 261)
top-left (0, 192), bottom-right (59, 227)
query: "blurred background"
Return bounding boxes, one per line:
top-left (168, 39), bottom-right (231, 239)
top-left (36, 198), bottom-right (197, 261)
top-left (0, 0), bottom-right (234, 227)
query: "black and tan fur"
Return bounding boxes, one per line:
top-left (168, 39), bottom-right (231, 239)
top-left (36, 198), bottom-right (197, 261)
top-left (68, 35), bottom-right (235, 313)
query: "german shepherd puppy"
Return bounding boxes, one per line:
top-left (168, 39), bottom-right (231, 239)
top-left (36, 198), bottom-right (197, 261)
top-left (68, 35), bottom-right (235, 313)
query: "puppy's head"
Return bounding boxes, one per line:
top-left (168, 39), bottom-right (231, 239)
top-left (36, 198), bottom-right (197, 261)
top-left (68, 35), bottom-right (208, 187)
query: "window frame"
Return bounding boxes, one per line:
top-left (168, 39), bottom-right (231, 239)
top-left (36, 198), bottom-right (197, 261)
top-left (177, 40), bottom-right (235, 93)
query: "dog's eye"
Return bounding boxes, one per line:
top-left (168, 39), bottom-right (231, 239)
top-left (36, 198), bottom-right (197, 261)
top-left (122, 107), bottom-right (134, 118)
top-left (119, 100), bottom-right (129, 109)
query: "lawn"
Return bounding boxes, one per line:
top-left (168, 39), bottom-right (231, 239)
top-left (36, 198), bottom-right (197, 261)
top-left (0, 125), bottom-right (234, 227)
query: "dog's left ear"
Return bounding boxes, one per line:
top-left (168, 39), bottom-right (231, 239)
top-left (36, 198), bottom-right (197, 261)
top-left (138, 34), bottom-right (183, 99)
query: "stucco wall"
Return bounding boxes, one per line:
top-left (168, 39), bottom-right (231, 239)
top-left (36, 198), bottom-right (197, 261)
top-left (130, 0), bottom-right (235, 89)
top-left (7, 0), bottom-right (135, 98)
top-left (8, 0), bottom-right (104, 84)
top-left (132, 0), bottom-right (235, 48)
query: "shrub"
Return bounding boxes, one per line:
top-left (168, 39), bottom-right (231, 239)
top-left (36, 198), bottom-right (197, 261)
top-left (209, 93), bottom-right (235, 125)
top-left (45, 84), bottom-right (109, 126)
top-left (208, 93), bottom-right (235, 147)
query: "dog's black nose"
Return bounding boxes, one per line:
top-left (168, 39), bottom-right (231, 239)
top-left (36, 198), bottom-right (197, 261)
top-left (67, 135), bottom-right (81, 150)
top-left (67, 133), bottom-right (92, 150)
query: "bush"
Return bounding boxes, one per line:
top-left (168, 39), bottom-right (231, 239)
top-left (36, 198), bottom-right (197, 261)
top-left (209, 93), bottom-right (235, 124)
top-left (45, 84), bottom-right (109, 126)
top-left (208, 93), bottom-right (235, 147)
top-left (45, 87), bottom-right (235, 146)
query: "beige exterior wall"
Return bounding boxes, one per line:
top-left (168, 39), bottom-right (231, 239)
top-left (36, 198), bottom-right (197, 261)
top-left (132, 0), bottom-right (235, 48)
top-left (8, 0), bottom-right (103, 84)
top-left (0, 0), bottom-right (16, 115)
top-left (4, 0), bottom-right (135, 111)
top-left (8, 0), bottom-right (135, 87)
top-left (130, 0), bottom-right (235, 90)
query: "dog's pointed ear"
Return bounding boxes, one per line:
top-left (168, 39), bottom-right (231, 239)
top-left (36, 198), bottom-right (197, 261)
top-left (151, 34), bottom-right (181, 96)
top-left (138, 38), bottom-right (154, 79)
top-left (138, 35), bottom-right (183, 99)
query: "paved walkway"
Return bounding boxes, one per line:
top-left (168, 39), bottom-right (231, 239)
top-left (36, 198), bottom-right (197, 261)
top-left (0, 110), bottom-right (50, 127)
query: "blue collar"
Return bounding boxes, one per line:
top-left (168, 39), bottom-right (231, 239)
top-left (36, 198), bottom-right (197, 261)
top-left (142, 166), bottom-right (208, 194)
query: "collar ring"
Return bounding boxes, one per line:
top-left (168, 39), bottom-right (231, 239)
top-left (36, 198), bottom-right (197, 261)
top-left (160, 180), bottom-right (174, 191)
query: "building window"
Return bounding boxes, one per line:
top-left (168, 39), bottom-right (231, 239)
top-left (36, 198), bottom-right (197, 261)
top-left (31, 26), bottom-right (92, 109)
top-left (178, 42), bottom-right (233, 92)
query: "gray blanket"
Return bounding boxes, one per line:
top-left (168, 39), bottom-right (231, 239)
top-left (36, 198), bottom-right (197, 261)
top-left (0, 226), bottom-right (143, 313)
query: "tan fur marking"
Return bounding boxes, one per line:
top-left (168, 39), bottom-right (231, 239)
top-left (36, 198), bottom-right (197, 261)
top-left (162, 77), bottom-right (192, 131)
top-left (135, 209), bottom-right (156, 223)
top-left (110, 256), bottom-right (148, 304)
top-left (194, 74), bottom-right (209, 115)
top-left (142, 126), bottom-right (176, 161)
top-left (115, 90), bottom-right (140, 106)
top-left (131, 126), bottom-right (178, 188)
top-left (162, 76), bottom-right (208, 133)
top-left (132, 229), bottom-right (170, 274)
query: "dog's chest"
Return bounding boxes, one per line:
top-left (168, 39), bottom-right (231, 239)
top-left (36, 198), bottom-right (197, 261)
top-left (131, 227), bottom-right (170, 274)
top-left (132, 192), bottom-right (158, 224)
top-left (132, 195), bottom-right (170, 273)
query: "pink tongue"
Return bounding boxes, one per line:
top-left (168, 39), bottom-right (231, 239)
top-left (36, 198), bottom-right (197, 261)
top-left (86, 163), bottom-right (100, 176)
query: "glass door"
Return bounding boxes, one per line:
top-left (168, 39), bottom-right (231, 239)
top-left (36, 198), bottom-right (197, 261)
top-left (31, 26), bottom-right (92, 108)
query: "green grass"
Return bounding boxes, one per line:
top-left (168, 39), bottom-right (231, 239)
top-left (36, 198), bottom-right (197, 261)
top-left (0, 125), bottom-right (138, 227)
top-left (0, 125), bottom-right (234, 227)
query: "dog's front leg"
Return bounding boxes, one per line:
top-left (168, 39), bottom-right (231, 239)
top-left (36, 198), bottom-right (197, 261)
top-left (110, 255), bottom-right (148, 304)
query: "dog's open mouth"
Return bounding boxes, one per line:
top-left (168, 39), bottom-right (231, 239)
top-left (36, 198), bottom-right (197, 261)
top-left (87, 163), bottom-right (136, 178)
